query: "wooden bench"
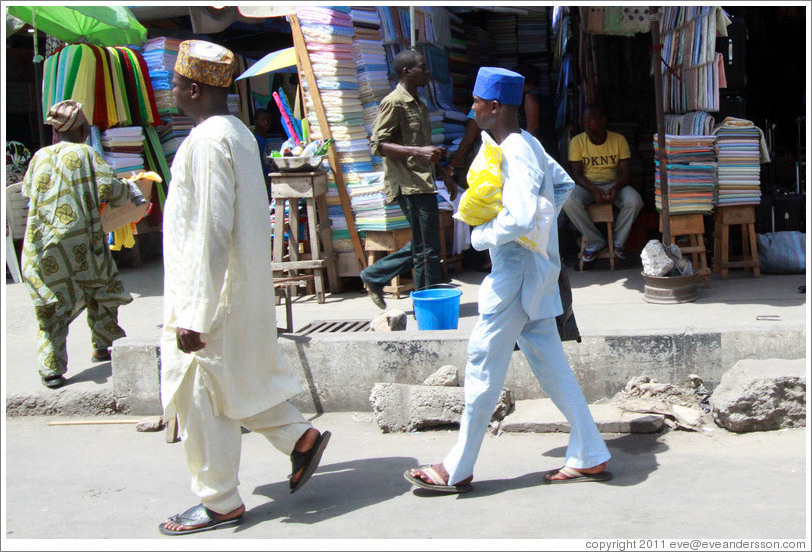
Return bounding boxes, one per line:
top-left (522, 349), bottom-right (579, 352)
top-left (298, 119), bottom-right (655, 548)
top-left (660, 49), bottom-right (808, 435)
top-left (712, 205), bottom-right (761, 279)
top-left (364, 227), bottom-right (414, 299)
top-left (579, 203), bottom-right (615, 271)
top-left (661, 213), bottom-right (711, 287)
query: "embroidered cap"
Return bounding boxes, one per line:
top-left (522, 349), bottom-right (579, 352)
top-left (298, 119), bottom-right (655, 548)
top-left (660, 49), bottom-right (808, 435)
top-left (45, 99), bottom-right (88, 132)
top-left (174, 40), bottom-right (235, 88)
top-left (473, 67), bottom-right (525, 105)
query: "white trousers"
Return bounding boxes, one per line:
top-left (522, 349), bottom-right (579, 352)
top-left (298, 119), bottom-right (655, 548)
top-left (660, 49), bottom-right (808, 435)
top-left (173, 365), bottom-right (311, 514)
top-left (443, 296), bottom-right (611, 485)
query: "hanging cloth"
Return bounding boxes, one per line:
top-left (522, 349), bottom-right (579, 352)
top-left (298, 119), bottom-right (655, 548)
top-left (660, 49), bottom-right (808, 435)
top-left (69, 45), bottom-right (98, 124)
top-left (41, 51), bottom-right (56, 119)
top-left (584, 7), bottom-right (604, 34)
top-left (89, 46), bottom-right (111, 130)
top-left (129, 47), bottom-right (161, 126)
top-left (109, 223), bottom-right (136, 251)
top-left (620, 7), bottom-right (651, 34)
top-left (115, 47), bottom-right (143, 126)
top-left (60, 46), bottom-right (82, 106)
top-left (122, 47), bottom-right (155, 125)
top-left (603, 7), bottom-right (633, 36)
top-left (106, 47), bottom-right (131, 126)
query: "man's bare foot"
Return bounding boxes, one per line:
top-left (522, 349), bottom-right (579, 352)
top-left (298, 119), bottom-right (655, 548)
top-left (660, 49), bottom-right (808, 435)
top-left (160, 504), bottom-right (244, 534)
top-left (409, 463), bottom-right (473, 487)
top-left (545, 462), bottom-right (610, 483)
top-left (290, 428), bottom-right (320, 485)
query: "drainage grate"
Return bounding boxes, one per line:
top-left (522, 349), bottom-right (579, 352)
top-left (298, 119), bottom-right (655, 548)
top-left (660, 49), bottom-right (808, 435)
top-left (295, 319), bottom-right (371, 336)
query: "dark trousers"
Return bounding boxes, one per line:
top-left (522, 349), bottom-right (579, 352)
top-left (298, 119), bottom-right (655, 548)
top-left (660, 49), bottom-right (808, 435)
top-left (361, 193), bottom-right (443, 291)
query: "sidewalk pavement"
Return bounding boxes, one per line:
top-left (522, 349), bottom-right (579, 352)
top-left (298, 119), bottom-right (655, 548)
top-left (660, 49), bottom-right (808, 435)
top-left (3, 257), bottom-right (807, 404)
top-left (3, 413), bottom-right (809, 541)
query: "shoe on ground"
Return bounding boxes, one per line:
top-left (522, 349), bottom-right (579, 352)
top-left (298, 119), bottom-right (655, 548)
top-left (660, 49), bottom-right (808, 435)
top-left (41, 375), bottom-right (66, 389)
top-left (362, 278), bottom-right (387, 309)
top-left (92, 348), bottom-right (111, 362)
top-left (613, 245), bottom-right (626, 260)
top-left (581, 247), bottom-right (604, 262)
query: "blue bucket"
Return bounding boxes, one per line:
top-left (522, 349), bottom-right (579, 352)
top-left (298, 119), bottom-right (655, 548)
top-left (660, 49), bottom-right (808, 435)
top-left (411, 288), bottom-right (462, 330)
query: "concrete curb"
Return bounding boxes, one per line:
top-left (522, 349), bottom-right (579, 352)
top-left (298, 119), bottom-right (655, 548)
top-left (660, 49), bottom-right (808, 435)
top-left (6, 389), bottom-right (129, 417)
top-left (7, 326), bottom-right (805, 417)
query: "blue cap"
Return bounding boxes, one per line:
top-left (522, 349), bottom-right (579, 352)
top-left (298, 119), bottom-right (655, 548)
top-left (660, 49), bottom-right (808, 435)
top-left (473, 67), bottom-right (524, 105)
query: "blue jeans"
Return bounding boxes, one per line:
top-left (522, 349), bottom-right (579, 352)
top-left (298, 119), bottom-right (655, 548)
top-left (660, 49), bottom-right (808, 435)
top-left (361, 193), bottom-right (443, 291)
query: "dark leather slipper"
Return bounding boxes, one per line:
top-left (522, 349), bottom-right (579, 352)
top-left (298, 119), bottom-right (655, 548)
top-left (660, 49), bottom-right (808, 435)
top-left (289, 430), bottom-right (331, 494)
top-left (41, 375), bottom-right (66, 389)
top-left (91, 349), bottom-right (111, 362)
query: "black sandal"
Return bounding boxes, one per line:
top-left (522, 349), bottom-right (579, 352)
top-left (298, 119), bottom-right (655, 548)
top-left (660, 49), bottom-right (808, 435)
top-left (289, 430), bottom-right (331, 494)
top-left (41, 375), bottom-right (66, 389)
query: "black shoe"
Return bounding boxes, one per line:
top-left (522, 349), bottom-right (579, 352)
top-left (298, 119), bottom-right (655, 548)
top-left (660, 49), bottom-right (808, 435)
top-left (41, 375), bottom-right (66, 389)
top-left (365, 282), bottom-right (387, 309)
top-left (92, 348), bottom-right (111, 362)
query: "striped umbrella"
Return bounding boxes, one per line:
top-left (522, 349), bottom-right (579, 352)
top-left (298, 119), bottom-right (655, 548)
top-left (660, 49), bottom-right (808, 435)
top-left (236, 47), bottom-right (297, 80)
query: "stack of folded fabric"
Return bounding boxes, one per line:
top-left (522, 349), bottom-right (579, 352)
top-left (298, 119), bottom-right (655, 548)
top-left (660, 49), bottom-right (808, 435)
top-left (349, 172), bottom-right (409, 231)
top-left (350, 9), bottom-right (390, 136)
top-left (429, 110), bottom-right (445, 145)
top-left (448, 20), bottom-right (472, 111)
top-left (142, 37), bottom-right (183, 118)
top-left (297, 6), bottom-right (371, 245)
top-left (714, 126), bottom-right (762, 206)
top-left (156, 115), bottom-right (194, 163)
top-left (101, 127), bottom-right (145, 178)
top-left (350, 7), bottom-right (390, 171)
top-left (664, 111), bottom-right (716, 135)
top-left (142, 37), bottom-right (193, 166)
top-left (227, 94), bottom-right (240, 116)
top-left (517, 10), bottom-right (551, 94)
top-left (487, 14), bottom-right (518, 70)
top-left (654, 134), bottom-right (717, 214)
top-left (443, 111), bottom-right (469, 162)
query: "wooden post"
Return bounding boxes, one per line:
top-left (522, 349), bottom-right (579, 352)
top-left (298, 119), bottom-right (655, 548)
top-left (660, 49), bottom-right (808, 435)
top-left (650, 6), bottom-right (671, 245)
top-left (288, 14), bottom-right (367, 271)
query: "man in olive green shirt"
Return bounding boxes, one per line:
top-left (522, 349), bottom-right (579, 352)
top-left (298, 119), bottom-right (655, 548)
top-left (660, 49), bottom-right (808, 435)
top-left (361, 50), bottom-right (455, 308)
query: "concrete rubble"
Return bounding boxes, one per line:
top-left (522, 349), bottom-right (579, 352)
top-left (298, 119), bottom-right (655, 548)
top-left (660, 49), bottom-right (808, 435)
top-left (135, 415), bottom-right (165, 432)
top-left (499, 398), bottom-right (665, 434)
top-left (421, 364), bottom-right (459, 387)
top-left (369, 309), bottom-right (407, 332)
top-left (369, 374), bottom-right (513, 432)
top-left (710, 358), bottom-right (806, 432)
top-left (605, 374), bottom-right (713, 431)
top-left (641, 240), bottom-right (693, 277)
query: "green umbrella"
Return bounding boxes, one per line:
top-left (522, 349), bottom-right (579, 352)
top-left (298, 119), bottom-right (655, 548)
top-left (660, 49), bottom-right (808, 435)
top-left (6, 6), bottom-right (147, 46)
top-left (6, 6), bottom-right (147, 147)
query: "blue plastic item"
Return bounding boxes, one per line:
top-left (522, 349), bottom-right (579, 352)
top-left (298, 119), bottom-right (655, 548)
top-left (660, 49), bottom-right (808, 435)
top-left (411, 288), bottom-right (462, 330)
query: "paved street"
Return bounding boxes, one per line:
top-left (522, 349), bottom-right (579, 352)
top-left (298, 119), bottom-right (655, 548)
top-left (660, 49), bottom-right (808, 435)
top-left (2, 412), bottom-right (808, 542)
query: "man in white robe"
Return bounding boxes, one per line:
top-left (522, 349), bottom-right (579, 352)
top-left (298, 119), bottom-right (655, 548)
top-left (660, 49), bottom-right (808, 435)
top-left (158, 40), bottom-right (330, 536)
top-left (405, 67), bottom-right (611, 493)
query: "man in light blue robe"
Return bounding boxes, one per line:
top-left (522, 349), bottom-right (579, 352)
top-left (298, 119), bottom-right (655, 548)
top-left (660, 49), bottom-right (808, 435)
top-left (405, 68), bottom-right (611, 492)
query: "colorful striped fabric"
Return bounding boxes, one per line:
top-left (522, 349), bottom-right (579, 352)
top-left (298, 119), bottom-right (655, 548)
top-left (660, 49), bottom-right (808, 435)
top-left (41, 43), bottom-right (158, 129)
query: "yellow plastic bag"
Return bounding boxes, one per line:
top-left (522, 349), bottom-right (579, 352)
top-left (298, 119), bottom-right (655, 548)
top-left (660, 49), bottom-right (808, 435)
top-left (454, 134), bottom-right (504, 226)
